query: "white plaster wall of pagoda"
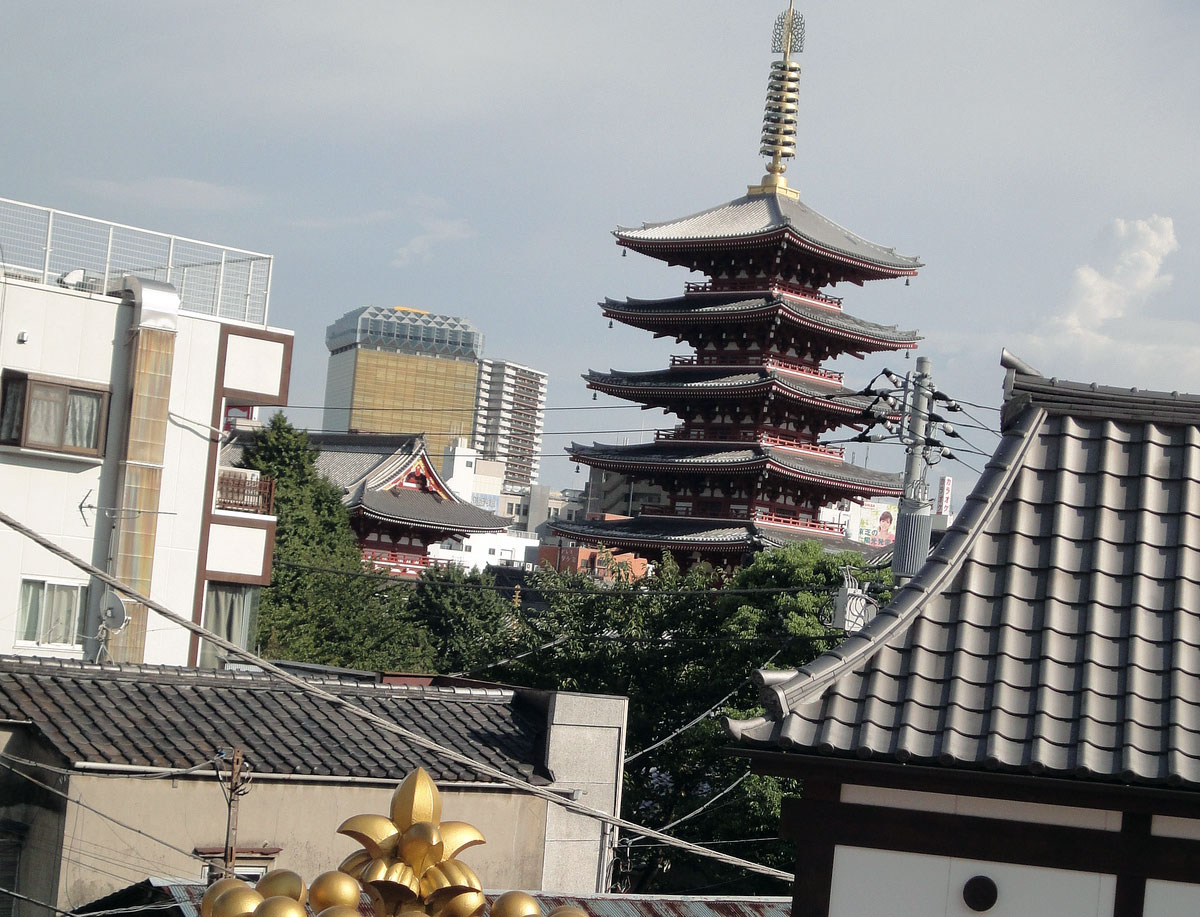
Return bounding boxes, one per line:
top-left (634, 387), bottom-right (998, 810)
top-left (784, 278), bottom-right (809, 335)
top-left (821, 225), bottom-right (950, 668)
top-left (142, 313), bottom-right (223, 665)
top-left (205, 522), bottom-right (268, 577)
top-left (1144, 878), bottom-right (1200, 914)
top-left (840, 784), bottom-right (1123, 831)
top-left (224, 332), bottom-right (286, 398)
top-left (0, 281), bottom-right (123, 657)
top-left (53, 775), bottom-right (553, 907)
top-left (541, 692), bottom-right (628, 893)
top-left (1151, 814), bottom-right (1200, 840)
top-left (829, 846), bottom-right (1116, 917)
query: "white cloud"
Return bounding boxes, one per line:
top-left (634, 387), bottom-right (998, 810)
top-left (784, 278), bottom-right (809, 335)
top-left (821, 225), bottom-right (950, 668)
top-left (992, 215), bottom-right (1200, 389)
top-left (391, 198), bottom-right (476, 267)
top-left (288, 209), bottom-right (400, 230)
top-left (72, 176), bottom-right (262, 212)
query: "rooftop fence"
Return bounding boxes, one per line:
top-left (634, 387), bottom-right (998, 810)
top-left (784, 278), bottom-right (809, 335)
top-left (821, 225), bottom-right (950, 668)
top-left (0, 197), bottom-right (271, 325)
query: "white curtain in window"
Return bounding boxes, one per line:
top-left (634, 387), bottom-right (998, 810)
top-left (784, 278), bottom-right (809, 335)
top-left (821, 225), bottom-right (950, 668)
top-left (65, 390), bottom-right (102, 449)
top-left (42, 584), bottom-right (80, 644)
top-left (26, 383), bottom-right (66, 448)
top-left (17, 580), bottom-right (81, 645)
top-left (17, 581), bottom-right (41, 642)
top-left (199, 584), bottom-right (261, 668)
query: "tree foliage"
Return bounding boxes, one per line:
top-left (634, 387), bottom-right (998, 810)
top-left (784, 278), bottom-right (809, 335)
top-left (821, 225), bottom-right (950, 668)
top-left (496, 542), bottom-right (891, 894)
top-left (239, 413), bottom-right (433, 671)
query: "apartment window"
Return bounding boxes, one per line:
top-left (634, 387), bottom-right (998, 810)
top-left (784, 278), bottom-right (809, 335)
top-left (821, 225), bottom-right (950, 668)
top-left (198, 583), bottom-right (261, 668)
top-left (0, 372), bottom-right (107, 457)
top-left (16, 579), bottom-right (86, 646)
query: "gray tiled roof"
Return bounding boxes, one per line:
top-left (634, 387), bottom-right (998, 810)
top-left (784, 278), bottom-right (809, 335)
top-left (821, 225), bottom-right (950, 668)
top-left (605, 295), bottom-right (921, 346)
top-left (550, 515), bottom-right (866, 555)
top-left (615, 191), bottom-right (921, 273)
top-left (354, 486), bottom-right (508, 533)
top-left (570, 441), bottom-right (902, 494)
top-left (726, 358), bottom-right (1200, 789)
top-left (0, 655), bottom-right (545, 782)
top-left (585, 367), bottom-right (876, 412)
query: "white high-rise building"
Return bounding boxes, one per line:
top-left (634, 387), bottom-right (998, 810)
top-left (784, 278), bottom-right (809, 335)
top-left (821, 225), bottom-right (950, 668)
top-left (473, 359), bottom-right (547, 491)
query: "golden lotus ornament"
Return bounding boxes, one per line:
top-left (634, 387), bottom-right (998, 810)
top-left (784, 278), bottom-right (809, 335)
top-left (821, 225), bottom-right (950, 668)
top-left (197, 766), bottom-right (569, 917)
top-left (336, 768), bottom-right (488, 917)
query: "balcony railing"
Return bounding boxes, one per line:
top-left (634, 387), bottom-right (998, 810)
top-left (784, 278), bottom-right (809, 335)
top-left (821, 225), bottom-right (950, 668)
top-left (684, 279), bottom-right (843, 309)
top-left (670, 353), bottom-right (843, 385)
top-left (215, 470), bottom-right (276, 515)
top-left (0, 197), bottom-right (272, 324)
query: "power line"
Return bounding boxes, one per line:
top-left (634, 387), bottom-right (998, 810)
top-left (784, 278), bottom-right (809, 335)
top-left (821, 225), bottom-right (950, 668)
top-left (0, 507), bottom-right (794, 884)
top-left (0, 755), bottom-right (224, 875)
top-left (625, 649), bottom-right (782, 764)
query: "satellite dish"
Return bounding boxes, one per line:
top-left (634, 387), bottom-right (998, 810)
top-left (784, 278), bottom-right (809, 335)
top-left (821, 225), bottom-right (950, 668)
top-left (57, 269), bottom-right (86, 289)
top-left (101, 592), bottom-right (129, 633)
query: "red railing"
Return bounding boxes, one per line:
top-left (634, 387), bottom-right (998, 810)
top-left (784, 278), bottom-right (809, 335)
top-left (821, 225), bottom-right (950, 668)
top-left (653, 426), bottom-right (845, 460)
top-left (684, 279), bottom-right (843, 309)
top-left (669, 352), bottom-right (843, 385)
top-left (215, 470), bottom-right (275, 515)
top-left (639, 503), bottom-right (847, 536)
top-left (752, 509), bottom-right (846, 535)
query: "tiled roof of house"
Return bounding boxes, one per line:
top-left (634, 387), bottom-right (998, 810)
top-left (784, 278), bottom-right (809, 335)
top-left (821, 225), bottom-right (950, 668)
top-left (604, 295), bottom-right (921, 346)
top-left (615, 191), bottom-right (921, 273)
top-left (725, 354), bottom-right (1200, 789)
top-left (0, 655), bottom-right (547, 783)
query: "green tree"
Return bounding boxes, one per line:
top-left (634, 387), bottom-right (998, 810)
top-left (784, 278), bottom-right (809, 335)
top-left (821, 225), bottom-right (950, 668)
top-left (239, 413), bottom-right (433, 671)
top-left (403, 563), bottom-right (518, 674)
top-left (498, 543), bottom-right (890, 894)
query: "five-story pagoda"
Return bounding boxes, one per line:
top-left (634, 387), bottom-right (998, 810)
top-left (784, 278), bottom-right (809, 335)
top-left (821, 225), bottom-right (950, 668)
top-left (552, 4), bottom-right (922, 569)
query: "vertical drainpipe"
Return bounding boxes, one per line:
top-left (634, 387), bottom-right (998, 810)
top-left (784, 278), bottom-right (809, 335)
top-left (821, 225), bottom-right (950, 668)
top-left (105, 276), bottom-right (179, 663)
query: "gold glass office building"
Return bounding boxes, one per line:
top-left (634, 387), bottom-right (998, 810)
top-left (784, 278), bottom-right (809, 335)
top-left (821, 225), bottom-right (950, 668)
top-left (323, 307), bottom-right (483, 462)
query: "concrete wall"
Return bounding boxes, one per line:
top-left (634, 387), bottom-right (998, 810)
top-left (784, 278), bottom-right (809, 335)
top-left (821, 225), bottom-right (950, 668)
top-left (49, 776), bottom-right (551, 907)
top-left (540, 692), bottom-right (627, 893)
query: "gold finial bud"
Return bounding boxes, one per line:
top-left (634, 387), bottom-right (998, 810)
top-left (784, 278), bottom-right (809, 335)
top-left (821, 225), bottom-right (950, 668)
top-left (547, 907), bottom-right (589, 917)
top-left (391, 767), bottom-right (442, 831)
top-left (255, 870), bottom-right (307, 905)
top-left (212, 887), bottom-right (265, 917)
top-left (492, 891), bottom-right (541, 917)
top-left (254, 897), bottom-right (308, 917)
top-left (309, 871), bottom-right (363, 913)
top-left (202, 879), bottom-right (249, 917)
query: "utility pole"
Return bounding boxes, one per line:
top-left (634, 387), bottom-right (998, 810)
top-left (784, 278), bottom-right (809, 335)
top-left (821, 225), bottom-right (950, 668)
top-left (892, 356), bottom-right (934, 585)
top-left (221, 748), bottom-right (248, 877)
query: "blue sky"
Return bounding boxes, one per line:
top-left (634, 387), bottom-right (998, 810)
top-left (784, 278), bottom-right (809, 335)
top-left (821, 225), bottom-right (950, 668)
top-left (5, 1), bottom-right (1199, 499)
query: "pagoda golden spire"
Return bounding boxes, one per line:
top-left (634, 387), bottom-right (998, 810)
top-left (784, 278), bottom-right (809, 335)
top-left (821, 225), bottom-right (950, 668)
top-left (749, 1), bottom-right (804, 199)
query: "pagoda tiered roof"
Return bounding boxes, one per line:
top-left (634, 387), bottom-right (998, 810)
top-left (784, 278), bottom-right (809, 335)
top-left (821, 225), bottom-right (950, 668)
top-left (569, 441), bottom-right (903, 496)
top-left (615, 190), bottom-right (921, 279)
top-left (584, 366), bottom-right (881, 419)
top-left (550, 514), bottom-right (866, 556)
top-left (603, 293), bottom-right (921, 351)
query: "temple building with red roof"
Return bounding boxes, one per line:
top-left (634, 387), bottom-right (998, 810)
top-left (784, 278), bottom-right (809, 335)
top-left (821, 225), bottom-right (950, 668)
top-left (552, 3), bottom-right (921, 569)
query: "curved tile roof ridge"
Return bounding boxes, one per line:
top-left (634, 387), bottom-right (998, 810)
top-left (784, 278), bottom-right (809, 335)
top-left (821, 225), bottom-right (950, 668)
top-left (727, 404), bottom-right (1047, 728)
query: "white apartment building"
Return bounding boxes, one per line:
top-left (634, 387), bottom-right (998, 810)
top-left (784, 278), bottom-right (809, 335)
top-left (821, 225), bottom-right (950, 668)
top-left (473, 358), bottom-right (547, 491)
top-left (0, 198), bottom-right (292, 666)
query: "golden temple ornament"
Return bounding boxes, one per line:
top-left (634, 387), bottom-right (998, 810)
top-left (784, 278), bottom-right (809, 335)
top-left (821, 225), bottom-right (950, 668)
top-left (199, 767), bottom-right (589, 917)
top-left (750, 0), bottom-right (805, 199)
